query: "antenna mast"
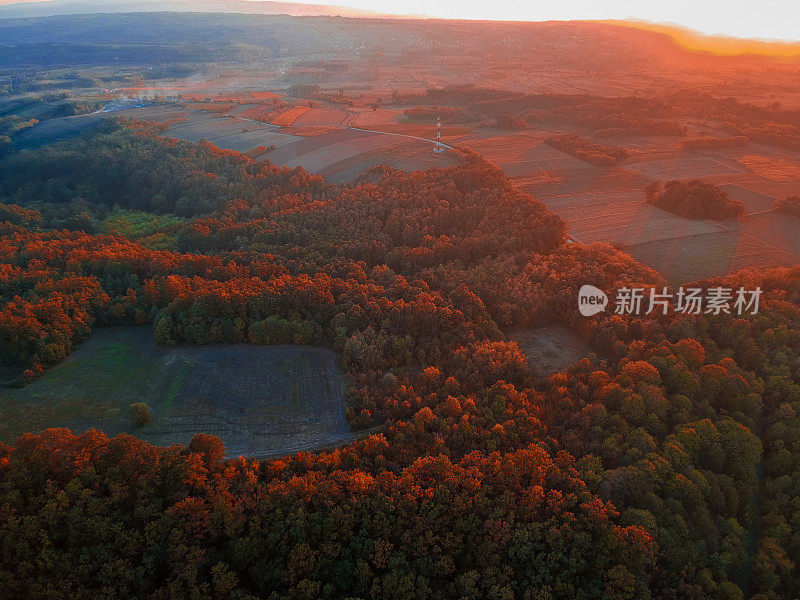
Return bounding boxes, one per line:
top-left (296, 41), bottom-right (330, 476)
top-left (434, 116), bottom-right (445, 153)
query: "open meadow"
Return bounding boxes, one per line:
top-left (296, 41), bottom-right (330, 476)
top-left (0, 327), bottom-right (351, 458)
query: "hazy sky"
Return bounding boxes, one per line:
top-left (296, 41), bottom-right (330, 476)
top-left (293, 0), bottom-right (800, 41)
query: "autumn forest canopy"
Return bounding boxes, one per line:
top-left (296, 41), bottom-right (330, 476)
top-left (0, 114), bottom-right (798, 600)
top-left (1, 8), bottom-right (800, 600)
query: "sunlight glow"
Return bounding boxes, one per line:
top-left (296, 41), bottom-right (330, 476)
top-left (280, 0), bottom-right (800, 42)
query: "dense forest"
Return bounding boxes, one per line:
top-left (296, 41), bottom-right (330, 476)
top-left (1, 122), bottom-right (799, 600)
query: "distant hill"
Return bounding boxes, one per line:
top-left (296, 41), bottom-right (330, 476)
top-left (0, 0), bottom-right (385, 18)
top-left (2, 0), bottom-right (799, 61)
top-left (0, 9), bottom-right (798, 71)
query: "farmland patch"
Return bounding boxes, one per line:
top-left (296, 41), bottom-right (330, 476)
top-left (739, 211), bottom-right (800, 258)
top-left (0, 327), bottom-right (351, 459)
top-left (623, 229), bottom-right (798, 285)
top-left (624, 155), bottom-right (744, 179)
top-left (719, 184), bottom-right (778, 214)
top-left (548, 194), bottom-right (725, 247)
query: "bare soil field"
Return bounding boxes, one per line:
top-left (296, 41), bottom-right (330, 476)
top-left (530, 166), bottom-right (650, 198)
top-left (112, 105), bottom-right (187, 121)
top-left (268, 128), bottom-right (405, 169)
top-left (719, 184), bottom-right (778, 214)
top-left (186, 101), bottom-right (234, 114)
top-left (461, 131), bottom-right (587, 162)
top-left (459, 132), bottom-right (554, 163)
top-left (266, 127), bottom-right (455, 181)
top-left (460, 132), bottom-right (619, 193)
top-left (171, 119), bottom-right (302, 152)
top-left (602, 135), bottom-right (684, 152)
top-left (623, 154), bottom-right (745, 179)
top-left (507, 171), bottom-right (565, 189)
top-left (550, 194), bottom-right (726, 247)
top-left (714, 175), bottom-right (800, 202)
top-left (624, 227), bottom-right (799, 284)
top-left (507, 324), bottom-right (600, 377)
top-left (316, 137), bottom-right (460, 182)
top-left (739, 211), bottom-right (800, 257)
top-left (350, 108), bottom-right (403, 128)
top-left (113, 105), bottom-right (304, 151)
top-left (0, 327), bottom-right (351, 459)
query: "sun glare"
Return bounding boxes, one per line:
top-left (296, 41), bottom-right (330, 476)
top-left (278, 0), bottom-right (800, 43)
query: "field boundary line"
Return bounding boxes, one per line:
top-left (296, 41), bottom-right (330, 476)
top-left (246, 424), bottom-right (387, 460)
top-left (347, 126), bottom-right (455, 149)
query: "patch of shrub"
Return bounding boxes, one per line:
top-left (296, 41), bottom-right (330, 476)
top-left (130, 402), bottom-right (151, 427)
top-left (495, 114), bottom-right (528, 130)
top-left (645, 179), bottom-right (745, 219)
top-left (545, 133), bottom-right (630, 166)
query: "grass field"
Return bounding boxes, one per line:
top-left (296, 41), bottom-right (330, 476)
top-left (0, 327), bottom-right (351, 459)
top-left (13, 112), bottom-right (106, 149)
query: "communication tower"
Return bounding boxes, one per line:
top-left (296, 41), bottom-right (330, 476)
top-left (434, 116), bottom-right (445, 153)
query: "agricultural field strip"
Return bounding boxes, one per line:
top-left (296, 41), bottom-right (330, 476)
top-left (737, 212), bottom-right (800, 255)
top-left (347, 125), bottom-right (454, 149)
top-left (623, 229), bottom-right (797, 270)
top-left (179, 101), bottom-right (452, 148)
top-left (552, 200), bottom-right (724, 243)
top-left (315, 138), bottom-right (446, 180)
top-left (568, 202), bottom-right (799, 260)
top-left (277, 134), bottom-right (407, 172)
top-left (251, 425), bottom-right (386, 460)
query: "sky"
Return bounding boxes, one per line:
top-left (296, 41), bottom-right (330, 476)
top-left (287, 0), bottom-right (800, 42)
